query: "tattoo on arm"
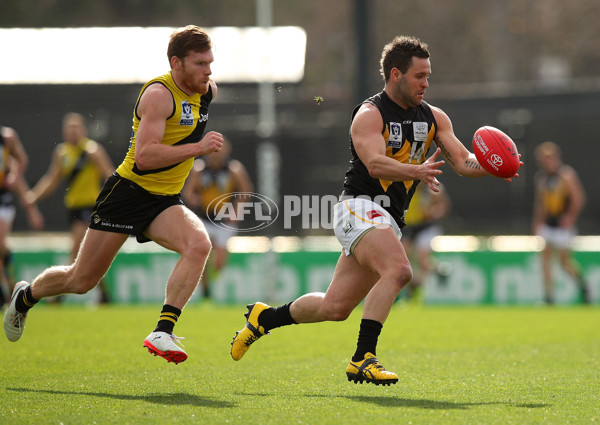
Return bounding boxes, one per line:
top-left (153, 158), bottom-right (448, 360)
top-left (464, 159), bottom-right (481, 170)
top-left (435, 138), bottom-right (455, 167)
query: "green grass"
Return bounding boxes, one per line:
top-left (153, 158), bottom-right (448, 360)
top-left (1, 303), bottom-right (599, 425)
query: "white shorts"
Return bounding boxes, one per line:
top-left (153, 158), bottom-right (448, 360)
top-left (0, 204), bottom-right (16, 224)
top-left (202, 219), bottom-right (235, 248)
top-left (413, 224), bottom-right (442, 251)
top-left (537, 224), bottom-right (575, 250)
top-left (333, 198), bottom-right (402, 256)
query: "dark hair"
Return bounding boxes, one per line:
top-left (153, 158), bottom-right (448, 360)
top-left (379, 36), bottom-right (430, 81)
top-left (167, 25), bottom-right (212, 63)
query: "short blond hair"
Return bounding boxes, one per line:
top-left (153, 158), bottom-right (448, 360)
top-left (534, 141), bottom-right (561, 159)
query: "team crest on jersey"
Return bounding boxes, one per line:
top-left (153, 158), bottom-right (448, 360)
top-left (413, 122), bottom-right (428, 141)
top-left (387, 122), bottom-right (403, 148)
top-left (179, 101), bottom-right (194, 126)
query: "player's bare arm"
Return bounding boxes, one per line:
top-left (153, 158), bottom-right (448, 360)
top-left (559, 165), bottom-right (586, 228)
top-left (2, 127), bottom-right (28, 190)
top-left (135, 84), bottom-right (223, 170)
top-left (431, 106), bottom-right (489, 178)
top-left (26, 146), bottom-right (64, 204)
top-left (230, 160), bottom-right (254, 194)
top-left (351, 103), bottom-right (444, 189)
top-left (86, 141), bottom-right (114, 179)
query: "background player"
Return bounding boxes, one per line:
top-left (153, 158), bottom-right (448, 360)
top-left (401, 181), bottom-right (451, 302)
top-left (0, 125), bottom-right (44, 308)
top-left (532, 141), bottom-right (589, 304)
top-left (183, 136), bottom-right (253, 299)
top-left (27, 112), bottom-right (114, 303)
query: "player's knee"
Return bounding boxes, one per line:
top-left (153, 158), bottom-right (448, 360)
top-left (386, 262), bottom-right (413, 291)
top-left (186, 233), bottom-right (212, 260)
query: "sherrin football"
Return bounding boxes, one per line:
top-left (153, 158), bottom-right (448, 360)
top-left (472, 126), bottom-right (520, 178)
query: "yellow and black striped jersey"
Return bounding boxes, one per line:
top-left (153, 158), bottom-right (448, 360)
top-left (116, 71), bottom-right (213, 195)
top-left (538, 172), bottom-right (570, 227)
top-left (342, 91), bottom-right (437, 227)
top-left (59, 138), bottom-right (103, 208)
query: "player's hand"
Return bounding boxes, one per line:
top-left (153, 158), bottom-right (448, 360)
top-left (197, 131), bottom-right (224, 156)
top-left (504, 155), bottom-right (524, 182)
top-left (418, 148), bottom-right (445, 192)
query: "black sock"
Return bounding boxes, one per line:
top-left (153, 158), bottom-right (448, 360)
top-left (153, 304), bottom-right (181, 334)
top-left (352, 319), bottom-right (383, 362)
top-left (258, 302), bottom-right (297, 332)
top-left (15, 286), bottom-right (38, 313)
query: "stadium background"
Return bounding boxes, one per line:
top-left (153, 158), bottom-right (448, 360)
top-left (0, 0), bottom-right (599, 305)
top-left (2, 0), bottom-right (600, 236)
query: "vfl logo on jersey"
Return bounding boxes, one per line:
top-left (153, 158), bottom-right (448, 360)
top-left (413, 122), bottom-right (428, 141)
top-left (179, 101), bottom-right (194, 126)
top-left (387, 122), bottom-right (403, 148)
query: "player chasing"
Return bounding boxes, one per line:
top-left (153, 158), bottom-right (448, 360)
top-left (4, 25), bottom-right (224, 364)
top-left (231, 35), bottom-right (522, 385)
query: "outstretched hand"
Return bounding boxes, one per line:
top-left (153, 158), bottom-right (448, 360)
top-left (504, 154), bottom-right (524, 182)
top-left (419, 148), bottom-right (445, 192)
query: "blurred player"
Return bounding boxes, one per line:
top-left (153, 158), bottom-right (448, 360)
top-left (4, 25), bottom-right (224, 366)
top-left (401, 182), bottom-right (451, 302)
top-left (230, 35), bottom-right (521, 385)
top-left (183, 137), bottom-right (253, 299)
top-left (532, 141), bottom-right (589, 304)
top-left (0, 125), bottom-right (44, 308)
top-left (27, 112), bottom-right (114, 303)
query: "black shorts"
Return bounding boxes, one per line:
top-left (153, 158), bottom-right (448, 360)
top-left (89, 173), bottom-right (184, 243)
top-left (68, 207), bottom-right (94, 224)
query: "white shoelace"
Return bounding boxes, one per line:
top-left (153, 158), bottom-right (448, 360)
top-left (170, 334), bottom-right (186, 347)
top-left (11, 312), bottom-right (26, 328)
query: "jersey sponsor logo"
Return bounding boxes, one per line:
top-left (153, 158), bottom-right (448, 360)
top-left (387, 122), bottom-right (403, 148)
top-left (413, 122), bottom-right (428, 141)
top-left (179, 101), bottom-right (194, 126)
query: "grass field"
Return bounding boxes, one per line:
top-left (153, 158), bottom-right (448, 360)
top-left (1, 303), bottom-right (598, 425)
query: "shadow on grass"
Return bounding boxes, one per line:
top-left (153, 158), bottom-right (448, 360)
top-left (343, 395), bottom-right (550, 410)
top-left (6, 387), bottom-right (235, 408)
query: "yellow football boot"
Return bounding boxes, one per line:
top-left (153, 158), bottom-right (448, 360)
top-left (346, 352), bottom-right (399, 386)
top-left (230, 302), bottom-right (271, 361)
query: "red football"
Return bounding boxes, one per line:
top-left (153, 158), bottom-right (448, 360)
top-left (472, 126), bottom-right (520, 178)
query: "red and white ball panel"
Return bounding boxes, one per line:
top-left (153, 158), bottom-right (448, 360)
top-left (472, 126), bottom-right (520, 178)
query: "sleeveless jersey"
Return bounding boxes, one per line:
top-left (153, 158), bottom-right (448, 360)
top-left (195, 163), bottom-right (237, 220)
top-left (539, 172), bottom-right (570, 227)
top-left (116, 71), bottom-right (213, 195)
top-left (59, 138), bottom-right (103, 209)
top-left (342, 91), bottom-right (437, 227)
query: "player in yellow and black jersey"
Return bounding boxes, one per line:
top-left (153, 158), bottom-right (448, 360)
top-left (5, 26), bottom-right (224, 365)
top-left (533, 141), bottom-right (589, 304)
top-left (230, 35), bottom-right (520, 385)
top-left (183, 136), bottom-right (253, 299)
top-left (27, 112), bottom-right (114, 303)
